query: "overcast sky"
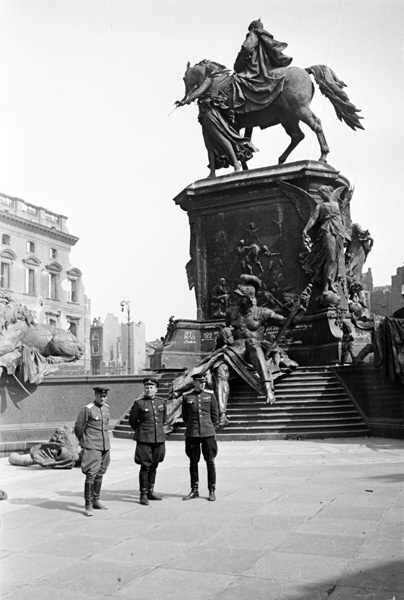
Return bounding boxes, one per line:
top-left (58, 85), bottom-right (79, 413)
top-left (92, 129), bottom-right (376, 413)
top-left (0, 0), bottom-right (403, 340)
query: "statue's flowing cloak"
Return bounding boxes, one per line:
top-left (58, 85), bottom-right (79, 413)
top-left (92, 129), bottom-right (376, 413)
top-left (197, 71), bottom-right (257, 169)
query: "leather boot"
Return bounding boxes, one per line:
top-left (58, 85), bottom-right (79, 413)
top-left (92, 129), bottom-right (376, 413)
top-left (93, 477), bottom-right (107, 510)
top-left (139, 470), bottom-right (149, 505)
top-left (183, 487), bottom-right (199, 500)
top-left (84, 481), bottom-right (94, 516)
top-left (147, 469), bottom-right (162, 500)
top-left (207, 463), bottom-right (216, 501)
top-left (183, 465), bottom-right (199, 500)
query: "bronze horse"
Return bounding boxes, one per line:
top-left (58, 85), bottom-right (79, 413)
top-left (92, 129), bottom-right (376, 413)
top-left (176, 60), bottom-right (363, 176)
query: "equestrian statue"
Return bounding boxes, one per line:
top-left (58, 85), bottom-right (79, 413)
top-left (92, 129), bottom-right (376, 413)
top-left (174, 19), bottom-right (364, 178)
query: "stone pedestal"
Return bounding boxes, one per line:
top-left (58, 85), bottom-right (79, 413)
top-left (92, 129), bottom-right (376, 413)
top-left (150, 319), bottom-right (222, 370)
top-left (168, 160), bottom-right (352, 367)
top-left (175, 160), bottom-right (350, 320)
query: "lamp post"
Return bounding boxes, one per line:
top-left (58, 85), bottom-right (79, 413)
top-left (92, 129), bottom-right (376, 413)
top-left (120, 300), bottom-right (131, 374)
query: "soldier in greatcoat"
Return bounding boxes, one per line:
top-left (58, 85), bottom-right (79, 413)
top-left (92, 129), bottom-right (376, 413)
top-left (129, 377), bottom-right (167, 505)
top-left (74, 386), bottom-right (111, 517)
top-left (182, 373), bottom-right (219, 502)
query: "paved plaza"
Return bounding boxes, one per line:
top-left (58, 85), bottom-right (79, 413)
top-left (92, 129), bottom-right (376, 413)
top-left (0, 437), bottom-right (403, 600)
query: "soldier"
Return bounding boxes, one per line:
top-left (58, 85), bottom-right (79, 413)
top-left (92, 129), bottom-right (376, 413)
top-left (74, 386), bottom-right (111, 517)
top-left (129, 377), bottom-right (167, 506)
top-left (182, 373), bottom-right (219, 502)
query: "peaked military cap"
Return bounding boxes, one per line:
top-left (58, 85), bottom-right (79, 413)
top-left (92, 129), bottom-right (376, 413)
top-left (191, 373), bottom-right (207, 381)
top-left (93, 386), bottom-right (110, 393)
top-left (143, 377), bottom-right (159, 387)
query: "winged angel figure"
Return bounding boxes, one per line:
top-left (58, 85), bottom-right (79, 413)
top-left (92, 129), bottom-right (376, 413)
top-left (279, 181), bottom-right (352, 302)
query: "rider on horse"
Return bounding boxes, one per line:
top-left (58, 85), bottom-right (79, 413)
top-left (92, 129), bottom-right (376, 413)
top-left (234, 19), bottom-right (293, 77)
top-left (176, 20), bottom-right (363, 177)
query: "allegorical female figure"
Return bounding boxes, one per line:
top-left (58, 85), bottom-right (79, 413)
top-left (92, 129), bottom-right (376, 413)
top-left (302, 185), bottom-right (348, 296)
top-left (176, 61), bottom-right (257, 178)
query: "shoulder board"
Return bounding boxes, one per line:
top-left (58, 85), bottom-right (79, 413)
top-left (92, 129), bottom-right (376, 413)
top-left (86, 402), bottom-right (95, 409)
top-left (103, 403), bottom-right (110, 409)
top-left (183, 390), bottom-right (194, 396)
top-left (203, 389), bottom-right (213, 394)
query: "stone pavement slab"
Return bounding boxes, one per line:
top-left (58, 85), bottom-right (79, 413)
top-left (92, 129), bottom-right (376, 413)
top-left (0, 437), bottom-right (403, 600)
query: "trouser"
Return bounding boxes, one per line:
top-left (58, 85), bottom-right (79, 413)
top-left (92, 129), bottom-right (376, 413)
top-left (81, 449), bottom-right (110, 503)
top-left (134, 442), bottom-right (165, 492)
top-left (139, 464), bottom-right (159, 492)
top-left (185, 436), bottom-right (218, 490)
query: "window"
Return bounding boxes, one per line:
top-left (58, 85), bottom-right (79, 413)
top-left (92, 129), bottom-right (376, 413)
top-left (67, 268), bottom-right (82, 303)
top-left (69, 279), bottom-right (78, 303)
top-left (48, 318), bottom-right (57, 327)
top-left (25, 268), bottom-right (36, 294)
top-left (2, 234), bottom-right (10, 246)
top-left (49, 248), bottom-right (57, 259)
top-left (68, 322), bottom-right (77, 337)
top-left (26, 241), bottom-right (35, 253)
top-left (91, 332), bottom-right (100, 354)
top-left (0, 262), bottom-right (10, 289)
top-left (49, 272), bottom-right (58, 299)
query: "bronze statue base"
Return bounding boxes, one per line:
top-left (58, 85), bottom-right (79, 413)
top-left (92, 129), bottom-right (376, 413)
top-left (150, 319), bottom-right (222, 370)
top-left (169, 160), bottom-right (354, 367)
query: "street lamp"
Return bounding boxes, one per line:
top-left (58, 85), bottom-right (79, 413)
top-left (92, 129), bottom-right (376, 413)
top-left (120, 300), bottom-right (131, 374)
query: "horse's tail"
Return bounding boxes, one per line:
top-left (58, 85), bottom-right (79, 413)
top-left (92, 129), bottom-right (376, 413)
top-left (306, 65), bottom-right (364, 131)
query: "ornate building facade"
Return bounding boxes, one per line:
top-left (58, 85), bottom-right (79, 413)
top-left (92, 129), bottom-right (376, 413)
top-left (0, 191), bottom-right (90, 372)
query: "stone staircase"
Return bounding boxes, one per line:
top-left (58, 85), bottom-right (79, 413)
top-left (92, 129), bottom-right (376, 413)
top-left (113, 366), bottom-right (371, 441)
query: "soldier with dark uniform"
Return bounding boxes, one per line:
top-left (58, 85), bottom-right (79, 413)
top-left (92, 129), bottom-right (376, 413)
top-left (129, 377), bottom-right (167, 506)
top-left (182, 373), bottom-right (219, 502)
top-left (74, 386), bottom-right (111, 517)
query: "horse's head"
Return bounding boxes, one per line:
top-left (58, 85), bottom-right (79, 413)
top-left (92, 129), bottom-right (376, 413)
top-left (177, 60), bottom-right (227, 105)
top-left (179, 61), bottom-right (207, 104)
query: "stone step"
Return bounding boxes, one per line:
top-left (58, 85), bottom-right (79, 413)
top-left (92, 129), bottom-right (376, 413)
top-left (166, 428), bottom-right (371, 442)
top-left (114, 412), bottom-right (363, 435)
top-left (112, 365), bottom-right (370, 440)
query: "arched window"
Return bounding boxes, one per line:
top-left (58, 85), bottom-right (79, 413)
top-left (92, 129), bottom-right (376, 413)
top-left (46, 261), bottom-right (63, 300)
top-left (23, 256), bottom-right (41, 296)
top-left (67, 268), bottom-right (82, 303)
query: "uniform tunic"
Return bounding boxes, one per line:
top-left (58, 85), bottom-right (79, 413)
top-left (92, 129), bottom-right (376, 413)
top-left (129, 395), bottom-right (167, 467)
top-left (74, 402), bottom-right (111, 477)
top-left (74, 403), bottom-right (111, 450)
top-left (182, 389), bottom-right (219, 438)
top-left (182, 389), bottom-right (219, 465)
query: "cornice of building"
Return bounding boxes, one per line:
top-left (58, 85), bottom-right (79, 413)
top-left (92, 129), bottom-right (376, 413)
top-left (0, 211), bottom-right (79, 245)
